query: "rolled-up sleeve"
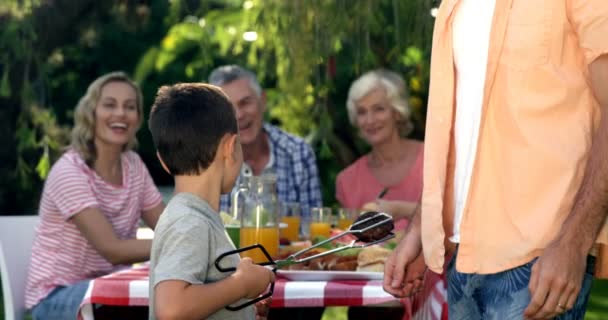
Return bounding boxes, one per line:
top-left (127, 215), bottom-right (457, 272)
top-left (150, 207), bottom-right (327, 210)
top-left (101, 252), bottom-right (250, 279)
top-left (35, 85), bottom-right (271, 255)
top-left (568, 0), bottom-right (608, 64)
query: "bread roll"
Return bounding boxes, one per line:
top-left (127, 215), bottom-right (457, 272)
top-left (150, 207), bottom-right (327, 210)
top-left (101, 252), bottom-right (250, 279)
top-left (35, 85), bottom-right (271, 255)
top-left (357, 246), bottom-right (391, 267)
top-left (356, 263), bottom-right (385, 273)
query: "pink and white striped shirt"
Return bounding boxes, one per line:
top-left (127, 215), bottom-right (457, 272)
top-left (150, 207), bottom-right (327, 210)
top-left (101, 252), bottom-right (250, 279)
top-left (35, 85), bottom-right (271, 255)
top-left (25, 149), bottom-right (162, 309)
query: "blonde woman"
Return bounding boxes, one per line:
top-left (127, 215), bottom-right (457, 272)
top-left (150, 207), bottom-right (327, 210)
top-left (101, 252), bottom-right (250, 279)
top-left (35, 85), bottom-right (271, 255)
top-left (25, 72), bottom-right (165, 319)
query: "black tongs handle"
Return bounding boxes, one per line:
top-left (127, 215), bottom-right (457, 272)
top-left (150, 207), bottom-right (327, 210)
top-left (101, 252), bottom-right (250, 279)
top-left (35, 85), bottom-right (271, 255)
top-left (214, 244), bottom-right (277, 311)
top-left (215, 244), bottom-right (276, 272)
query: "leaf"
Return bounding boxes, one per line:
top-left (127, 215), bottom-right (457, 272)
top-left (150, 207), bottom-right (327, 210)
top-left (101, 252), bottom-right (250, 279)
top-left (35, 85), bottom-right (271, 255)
top-left (335, 247), bottom-right (362, 256)
top-left (0, 66), bottom-right (11, 97)
top-left (312, 235), bottom-right (332, 248)
top-left (319, 140), bottom-right (333, 159)
top-left (134, 47), bottom-right (159, 83)
top-left (15, 125), bottom-right (36, 152)
top-left (384, 241), bottom-right (398, 250)
top-left (15, 157), bottom-right (33, 189)
top-left (36, 149), bottom-right (51, 179)
top-left (401, 46), bottom-right (424, 66)
top-left (156, 22), bottom-right (205, 71)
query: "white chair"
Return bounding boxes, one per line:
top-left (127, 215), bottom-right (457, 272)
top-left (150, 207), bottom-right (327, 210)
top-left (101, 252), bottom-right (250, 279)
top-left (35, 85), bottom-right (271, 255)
top-left (0, 215), bottom-right (39, 320)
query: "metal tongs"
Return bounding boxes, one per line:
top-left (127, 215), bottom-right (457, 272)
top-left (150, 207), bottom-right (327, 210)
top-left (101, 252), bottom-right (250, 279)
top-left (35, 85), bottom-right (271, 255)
top-left (215, 211), bottom-right (395, 311)
top-left (276, 211), bottom-right (395, 268)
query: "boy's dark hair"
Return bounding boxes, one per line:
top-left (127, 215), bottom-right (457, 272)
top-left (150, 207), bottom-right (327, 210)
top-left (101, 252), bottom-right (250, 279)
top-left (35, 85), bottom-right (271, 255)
top-left (148, 83), bottom-right (237, 175)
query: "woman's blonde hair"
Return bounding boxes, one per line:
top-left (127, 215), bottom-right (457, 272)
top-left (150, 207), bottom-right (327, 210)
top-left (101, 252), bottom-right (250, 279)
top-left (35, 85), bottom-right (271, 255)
top-left (70, 71), bottom-right (144, 166)
top-left (346, 69), bottom-right (414, 137)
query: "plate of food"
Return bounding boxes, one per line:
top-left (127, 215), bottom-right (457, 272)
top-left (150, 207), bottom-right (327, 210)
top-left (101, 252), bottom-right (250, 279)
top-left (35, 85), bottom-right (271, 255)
top-left (275, 244), bottom-right (392, 281)
top-left (272, 212), bottom-right (400, 281)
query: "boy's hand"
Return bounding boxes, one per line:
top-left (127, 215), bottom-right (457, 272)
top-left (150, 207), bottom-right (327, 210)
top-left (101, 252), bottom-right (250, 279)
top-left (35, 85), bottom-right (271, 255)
top-left (233, 257), bottom-right (276, 299)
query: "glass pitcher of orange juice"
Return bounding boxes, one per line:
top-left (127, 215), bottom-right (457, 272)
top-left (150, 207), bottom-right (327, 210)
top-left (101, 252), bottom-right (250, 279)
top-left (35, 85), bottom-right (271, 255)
top-left (237, 175), bottom-right (280, 263)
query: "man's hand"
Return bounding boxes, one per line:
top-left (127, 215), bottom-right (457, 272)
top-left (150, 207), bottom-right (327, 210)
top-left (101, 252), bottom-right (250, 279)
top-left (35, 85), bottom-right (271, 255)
top-left (523, 239), bottom-right (587, 319)
top-left (524, 54), bottom-right (608, 319)
top-left (255, 298), bottom-right (271, 320)
top-left (383, 228), bottom-right (423, 297)
top-left (404, 252), bottom-right (428, 295)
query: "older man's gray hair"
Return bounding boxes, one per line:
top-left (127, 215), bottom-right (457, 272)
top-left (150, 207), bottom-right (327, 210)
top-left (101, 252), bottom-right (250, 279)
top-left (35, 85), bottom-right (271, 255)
top-left (208, 65), bottom-right (262, 97)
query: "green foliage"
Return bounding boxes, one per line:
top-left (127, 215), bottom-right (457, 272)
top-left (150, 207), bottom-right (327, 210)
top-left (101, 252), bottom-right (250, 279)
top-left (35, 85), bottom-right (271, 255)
top-left (133, 0), bottom-right (435, 207)
top-left (0, 66), bottom-right (10, 97)
top-left (0, 0), bottom-right (173, 211)
top-left (1, 1), bottom-right (62, 210)
top-left (15, 105), bottom-right (69, 186)
top-left (0, 0), bottom-right (436, 212)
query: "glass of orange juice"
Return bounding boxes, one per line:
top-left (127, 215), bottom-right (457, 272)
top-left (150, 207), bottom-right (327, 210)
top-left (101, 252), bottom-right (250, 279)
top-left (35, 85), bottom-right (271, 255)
top-left (279, 202), bottom-right (301, 243)
top-left (337, 208), bottom-right (358, 230)
top-left (310, 207), bottom-right (332, 242)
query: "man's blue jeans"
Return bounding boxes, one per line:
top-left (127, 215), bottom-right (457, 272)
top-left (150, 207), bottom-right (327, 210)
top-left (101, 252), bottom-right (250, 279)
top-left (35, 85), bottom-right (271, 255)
top-left (447, 252), bottom-right (595, 320)
top-left (31, 279), bottom-right (90, 320)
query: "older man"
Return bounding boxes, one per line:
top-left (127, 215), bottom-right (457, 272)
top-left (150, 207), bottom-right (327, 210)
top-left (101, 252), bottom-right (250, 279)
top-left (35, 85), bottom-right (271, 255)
top-left (209, 65), bottom-right (323, 223)
top-left (209, 64), bottom-right (325, 320)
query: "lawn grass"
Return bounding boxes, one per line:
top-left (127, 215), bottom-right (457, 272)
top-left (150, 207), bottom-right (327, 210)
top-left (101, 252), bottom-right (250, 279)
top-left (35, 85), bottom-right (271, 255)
top-left (321, 307), bottom-right (348, 320)
top-left (584, 279), bottom-right (608, 319)
top-left (2, 279), bottom-right (608, 319)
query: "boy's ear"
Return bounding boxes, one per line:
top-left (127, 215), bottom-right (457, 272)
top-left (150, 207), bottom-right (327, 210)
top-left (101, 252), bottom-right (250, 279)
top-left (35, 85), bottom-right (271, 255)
top-left (156, 152), bottom-right (171, 174)
top-left (223, 133), bottom-right (238, 160)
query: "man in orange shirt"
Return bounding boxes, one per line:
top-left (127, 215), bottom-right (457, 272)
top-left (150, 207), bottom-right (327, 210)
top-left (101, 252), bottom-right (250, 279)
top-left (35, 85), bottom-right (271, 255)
top-left (383, 0), bottom-right (608, 319)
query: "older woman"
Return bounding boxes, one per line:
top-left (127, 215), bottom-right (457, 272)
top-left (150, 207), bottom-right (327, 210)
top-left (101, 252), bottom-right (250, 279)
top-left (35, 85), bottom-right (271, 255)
top-left (25, 72), bottom-right (165, 319)
top-left (336, 70), bottom-right (447, 320)
top-left (336, 69), bottom-right (422, 230)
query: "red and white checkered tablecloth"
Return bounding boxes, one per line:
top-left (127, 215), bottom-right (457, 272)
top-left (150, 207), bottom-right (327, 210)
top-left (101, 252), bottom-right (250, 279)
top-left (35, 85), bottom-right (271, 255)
top-left (79, 265), bottom-right (447, 320)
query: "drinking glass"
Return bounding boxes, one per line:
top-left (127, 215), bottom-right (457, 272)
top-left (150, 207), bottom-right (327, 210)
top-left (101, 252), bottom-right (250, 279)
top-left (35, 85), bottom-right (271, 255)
top-left (279, 202), bottom-right (301, 243)
top-left (310, 207), bottom-right (332, 241)
top-left (337, 208), bottom-right (358, 230)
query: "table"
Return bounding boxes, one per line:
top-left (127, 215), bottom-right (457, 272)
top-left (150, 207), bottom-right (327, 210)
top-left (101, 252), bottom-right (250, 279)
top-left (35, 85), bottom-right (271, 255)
top-left (79, 264), bottom-right (447, 320)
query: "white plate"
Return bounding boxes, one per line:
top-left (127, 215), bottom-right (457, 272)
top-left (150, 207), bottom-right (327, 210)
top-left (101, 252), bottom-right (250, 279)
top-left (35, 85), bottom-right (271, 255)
top-left (277, 270), bottom-right (383, 281)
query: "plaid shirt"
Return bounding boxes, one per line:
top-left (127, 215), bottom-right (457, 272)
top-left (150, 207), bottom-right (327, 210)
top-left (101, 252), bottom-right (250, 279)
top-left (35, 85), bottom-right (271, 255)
top-left (220, 123), bottom-right (322, 217)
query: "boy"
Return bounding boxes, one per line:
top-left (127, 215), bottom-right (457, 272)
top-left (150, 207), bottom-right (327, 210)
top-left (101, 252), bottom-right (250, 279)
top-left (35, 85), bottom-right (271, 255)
top-left (148, 83), bottom-right (275, 320)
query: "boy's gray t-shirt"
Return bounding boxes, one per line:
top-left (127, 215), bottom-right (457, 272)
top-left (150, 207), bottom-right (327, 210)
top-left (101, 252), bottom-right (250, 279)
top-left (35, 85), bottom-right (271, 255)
top-left (149, 192), bottom-right (255, 320)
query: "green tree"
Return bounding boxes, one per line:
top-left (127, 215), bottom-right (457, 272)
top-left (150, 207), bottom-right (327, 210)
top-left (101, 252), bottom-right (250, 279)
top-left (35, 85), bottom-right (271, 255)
top-left (0, 0), bottom-right (172, 212)
top-left (0, 0), bottom-right (437, 213)
top-left (136, 0), bottom-right (436, 206)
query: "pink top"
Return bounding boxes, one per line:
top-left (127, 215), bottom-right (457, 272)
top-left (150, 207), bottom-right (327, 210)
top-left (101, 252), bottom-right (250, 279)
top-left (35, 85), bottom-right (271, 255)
top-left (335, 144), bottom-right (424, 230)
top-left (25, 149), bottom-right (162, 308)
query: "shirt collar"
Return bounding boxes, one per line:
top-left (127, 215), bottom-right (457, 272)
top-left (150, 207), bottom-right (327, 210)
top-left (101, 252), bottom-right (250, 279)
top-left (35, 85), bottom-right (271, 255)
top-left (240, 124), bottom-right (274, 177)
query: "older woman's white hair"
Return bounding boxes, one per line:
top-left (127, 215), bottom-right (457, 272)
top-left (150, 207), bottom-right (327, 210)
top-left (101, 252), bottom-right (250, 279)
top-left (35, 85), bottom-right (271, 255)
top-left (346, 69), bottom-right (414, 137)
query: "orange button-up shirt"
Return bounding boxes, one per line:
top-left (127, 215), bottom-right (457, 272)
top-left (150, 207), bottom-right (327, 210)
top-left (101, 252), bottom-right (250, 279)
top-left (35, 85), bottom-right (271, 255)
top-left (422, 0), bottom-right (608, 274)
